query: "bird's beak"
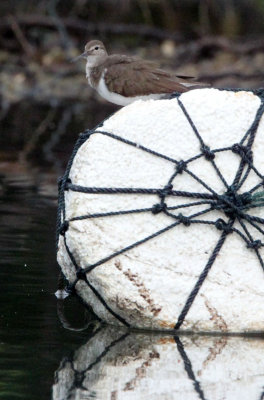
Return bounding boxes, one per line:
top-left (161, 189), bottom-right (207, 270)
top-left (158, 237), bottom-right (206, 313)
top-left (71, 51), bottom-right (88, 63)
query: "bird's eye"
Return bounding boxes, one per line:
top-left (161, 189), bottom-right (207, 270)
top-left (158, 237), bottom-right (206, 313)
top-left (94, 46), bottom-right (99, 50)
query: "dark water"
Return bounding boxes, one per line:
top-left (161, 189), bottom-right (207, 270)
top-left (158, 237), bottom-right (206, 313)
top-left (1, 169), bottom-right (264, 400)
top-left (0, 173), bottom-right (94, 400)
top-left (0, 98), bottom-right (118, 397)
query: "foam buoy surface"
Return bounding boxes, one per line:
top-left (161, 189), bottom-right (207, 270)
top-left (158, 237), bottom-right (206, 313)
top-left (57, 89), bottom-right (264, 332)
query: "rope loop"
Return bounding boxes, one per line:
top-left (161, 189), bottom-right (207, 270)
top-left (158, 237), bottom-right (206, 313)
top-left (215, 218), bottom-right (233, 233)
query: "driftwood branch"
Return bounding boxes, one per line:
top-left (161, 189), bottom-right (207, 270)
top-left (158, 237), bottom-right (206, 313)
top-left (8, 15), bottom-right (35, 57)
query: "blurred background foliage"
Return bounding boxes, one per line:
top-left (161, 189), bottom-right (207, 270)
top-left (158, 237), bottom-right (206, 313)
top-left (1, 0), bottom-right (264, 172)
top-left (2, 0), bottom-right (264, 37)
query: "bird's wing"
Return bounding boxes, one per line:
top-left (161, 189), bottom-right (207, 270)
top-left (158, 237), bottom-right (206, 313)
top-left (104, 57), bottom-right (194, 97)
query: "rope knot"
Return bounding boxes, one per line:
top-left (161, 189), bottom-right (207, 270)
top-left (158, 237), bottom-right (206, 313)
top-left (74, 371), bottom-right (85, 387)
top-left (201, 145), bottom-right (215, 160)
top-left (215, 218), bottom-right (233, 233)
top-left (58, 176), bottom-right (72, 190)
top-left (76, 268), bottom-right (87, 281)
top-left (177, 213), bottom-right (191, 226)
top-left (210, 202), bottom-right (220, 211)
top-left (232, 143), bottom-right (253, 163)
top-left (64, 178), bottom-right (72, 191)
top-left (59, 221), bottom-right (69, 236)
top-left (176, 160), bottom-right (187, 173)
top-left (152, 203), bottom-right (167, 214)
top-left (240, 192), bottom-right (252, 206)
top-left (79, 130), bottom-right (92, 142)
top-left (247, 240), bottom-right (262, 250)
top-left (57, 176), bottom-right (63, 190)
top-left (159, 184), bottom-right (173, 198)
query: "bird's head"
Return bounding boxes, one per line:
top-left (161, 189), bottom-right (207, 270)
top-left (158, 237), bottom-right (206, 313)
top-left (72, 40), bottom-right (108, 66)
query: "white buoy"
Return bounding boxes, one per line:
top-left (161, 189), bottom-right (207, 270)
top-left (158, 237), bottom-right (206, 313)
top-left (57, 88), bottom-right (264, 332)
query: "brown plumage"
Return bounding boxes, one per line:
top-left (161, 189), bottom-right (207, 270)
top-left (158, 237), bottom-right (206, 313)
top-left (103, 56), bottom-right (191, 97)
top-left (79, 40), bottom-right (208, 106)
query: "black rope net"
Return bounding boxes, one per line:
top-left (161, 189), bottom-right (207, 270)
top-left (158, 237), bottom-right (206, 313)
top-left (57, 89), bottom-right (264, 330)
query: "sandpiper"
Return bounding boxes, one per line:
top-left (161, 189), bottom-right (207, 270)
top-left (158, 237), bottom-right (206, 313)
top-left (75, 40), bottom-right (207, 106)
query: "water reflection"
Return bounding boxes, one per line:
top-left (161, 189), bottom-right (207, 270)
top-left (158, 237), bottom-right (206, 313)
top-left (52, 324), bottom-right (264, 400)
top-left (1, 164), bottom-right (264, 400)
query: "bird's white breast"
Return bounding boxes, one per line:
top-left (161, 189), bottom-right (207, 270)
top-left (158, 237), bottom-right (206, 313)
top-left (85, 64), bottom-right (93, 87)
top-left (97, 70), bottom-right (134, 106)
